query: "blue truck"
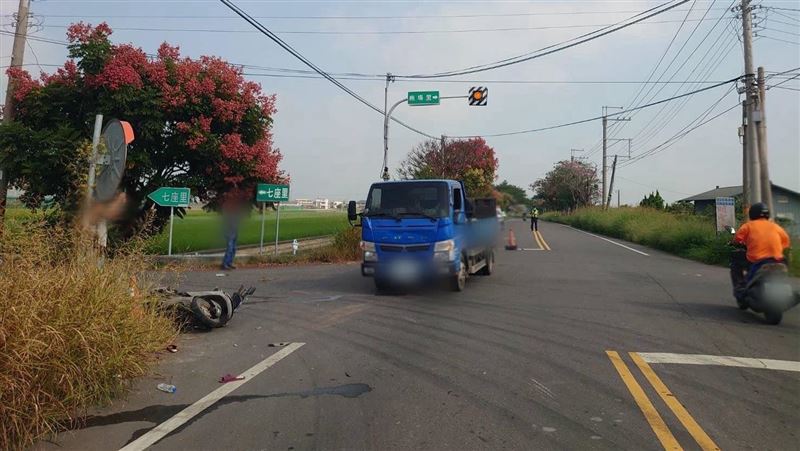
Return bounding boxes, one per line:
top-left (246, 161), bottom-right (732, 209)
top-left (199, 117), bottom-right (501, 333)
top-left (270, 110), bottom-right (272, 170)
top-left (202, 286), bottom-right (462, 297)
top-left (348, 179), bottom-right (499, 292)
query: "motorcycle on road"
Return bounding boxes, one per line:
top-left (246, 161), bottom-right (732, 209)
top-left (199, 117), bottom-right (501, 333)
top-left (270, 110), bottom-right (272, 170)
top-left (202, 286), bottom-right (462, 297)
top-left (730, 245), bottom-right (798, 325)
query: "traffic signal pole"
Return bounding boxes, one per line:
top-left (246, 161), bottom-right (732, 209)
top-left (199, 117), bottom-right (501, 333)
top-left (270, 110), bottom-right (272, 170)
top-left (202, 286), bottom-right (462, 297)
top-left (382, 95), bottom-right (467, 181)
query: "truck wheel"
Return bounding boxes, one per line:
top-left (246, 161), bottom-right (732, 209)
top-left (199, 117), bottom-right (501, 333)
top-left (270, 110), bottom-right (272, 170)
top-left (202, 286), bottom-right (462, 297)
top-left (764, 310), bottom-right (783, 325)
top-left (450, 256), bottom-right (467, 292)
top-left (477, 250), bottom-right (494, 276)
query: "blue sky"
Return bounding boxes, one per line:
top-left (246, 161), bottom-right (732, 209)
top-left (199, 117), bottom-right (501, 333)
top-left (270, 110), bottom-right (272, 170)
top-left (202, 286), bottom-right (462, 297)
top-left (1, 0), bottom-right (798, 203)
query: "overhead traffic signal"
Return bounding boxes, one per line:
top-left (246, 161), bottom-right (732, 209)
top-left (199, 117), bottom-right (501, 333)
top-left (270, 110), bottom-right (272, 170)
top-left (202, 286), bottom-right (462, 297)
top-left (469, 86), bottom-right (488, 106)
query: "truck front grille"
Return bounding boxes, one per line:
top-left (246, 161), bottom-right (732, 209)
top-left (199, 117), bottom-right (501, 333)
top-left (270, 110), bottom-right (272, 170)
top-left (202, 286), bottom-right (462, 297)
top-left (380, 244), bottom-right (431, 253)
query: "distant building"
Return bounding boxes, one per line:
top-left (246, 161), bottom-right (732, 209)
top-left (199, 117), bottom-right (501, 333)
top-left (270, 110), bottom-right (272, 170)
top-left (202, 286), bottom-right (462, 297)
top-left (680, 184), bottom-right (800, 236)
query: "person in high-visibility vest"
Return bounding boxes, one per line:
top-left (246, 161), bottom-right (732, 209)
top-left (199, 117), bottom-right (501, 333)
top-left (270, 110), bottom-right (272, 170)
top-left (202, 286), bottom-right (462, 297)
top-left (529, 207), bottom-right (539, 232)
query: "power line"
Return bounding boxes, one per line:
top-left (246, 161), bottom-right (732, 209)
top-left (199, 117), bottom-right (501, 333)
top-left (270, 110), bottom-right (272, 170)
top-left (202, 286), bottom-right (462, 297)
top-left (585, 0), bottom-right (705, 159)
top-left (609, 1), bottom-right (737, 156)
top-left (624, 19), bottom-right (738, 154)
top-left (770, 85), bottom-right (800, 91)
top-left (0, 8), bottom-right (730, 20)
top-left (590, 0), bottom-right (734, 159)
top-left (26, 17), bottom-right (723, 36)
top-left (616, 175), bottom-right (693, 196)
top-left (767, 72), bottom-right (800, 89)
top-left (446, 76), bottom-right (738, 138)
top-left (397, 0), bottom-right (693, 79)
top-left (762, 27), bottom-right (800, 37)
top-left (217, 0), bottom-right (437, 140)
top-left (0, 30), bottom-right (67, 46)
top-left (622, 99), bottom-right (740, 167)
top-left (758, 34), bottom-right (800, 45)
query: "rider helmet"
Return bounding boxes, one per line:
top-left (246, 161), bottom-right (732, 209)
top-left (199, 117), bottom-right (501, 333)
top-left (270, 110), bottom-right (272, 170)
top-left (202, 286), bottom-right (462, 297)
top-left (748, 202), bottom-right (770, 220)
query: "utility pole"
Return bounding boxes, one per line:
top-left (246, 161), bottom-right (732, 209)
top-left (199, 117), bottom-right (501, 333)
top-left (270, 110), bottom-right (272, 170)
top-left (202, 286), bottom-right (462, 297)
top-left (381, 73), bottom-right (395, 181)
top-left (756, 66), bottom-right (773, 213)
top-left (606, 155), bottom-right (618, 209)
top-left (740, 99), bottom-right (749, 207)
top-left (570, 148), bottom-right (584, 162)
top-left (0, 0), bottom-right (31, 227)
top-left (601, 106), bottom-right (627, 206)
top-left (741, 0), bottom-right (761, 207)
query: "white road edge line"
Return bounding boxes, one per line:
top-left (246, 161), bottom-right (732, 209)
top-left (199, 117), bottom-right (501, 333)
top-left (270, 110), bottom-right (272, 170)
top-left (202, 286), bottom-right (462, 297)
top-left (638, 352), bottom-right (800, 372)
top-left (567, 226), bottom-right (650, 256)
top-left (119, 342), bottom-right (306, 451)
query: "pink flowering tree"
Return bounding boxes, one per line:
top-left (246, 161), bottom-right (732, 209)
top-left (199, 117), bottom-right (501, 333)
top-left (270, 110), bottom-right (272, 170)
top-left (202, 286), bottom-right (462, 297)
top-left (0, 23), bottom-right (283, 237)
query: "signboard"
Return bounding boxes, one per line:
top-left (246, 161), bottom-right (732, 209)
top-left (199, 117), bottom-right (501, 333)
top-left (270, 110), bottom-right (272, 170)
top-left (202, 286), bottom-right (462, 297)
top-left (469, 86), bottom-right (488, 106)
top-left (257, 183), bottom-right (290, 202)
top-left (148, 187), bottom-right (190, 208)
top-left (408, 91), bottom-right (440, 106)
top-left (147, 187), bottom-right (190, 256)
top-left (715, 196), bottom-right (736, 233)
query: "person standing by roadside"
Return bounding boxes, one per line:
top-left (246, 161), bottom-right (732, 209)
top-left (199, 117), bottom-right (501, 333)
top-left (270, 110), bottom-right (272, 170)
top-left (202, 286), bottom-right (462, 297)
top-left (529, 207), bottom-right (540, 232)
top-left (221, 199), bottom-right (244, 270)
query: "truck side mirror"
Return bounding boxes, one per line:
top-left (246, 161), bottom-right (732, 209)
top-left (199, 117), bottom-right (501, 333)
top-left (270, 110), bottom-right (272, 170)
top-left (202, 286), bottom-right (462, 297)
top-left (347, 201), bottom-right (358, 221)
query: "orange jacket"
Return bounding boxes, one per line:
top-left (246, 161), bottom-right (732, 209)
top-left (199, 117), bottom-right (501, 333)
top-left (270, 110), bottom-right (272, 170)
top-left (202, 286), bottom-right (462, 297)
top-left (734, 219), bottom-right (790, 263)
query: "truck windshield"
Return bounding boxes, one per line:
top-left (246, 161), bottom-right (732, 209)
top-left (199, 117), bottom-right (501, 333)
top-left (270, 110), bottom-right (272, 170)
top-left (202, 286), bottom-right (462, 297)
top-left (364, 182), bottom-right (449, 219)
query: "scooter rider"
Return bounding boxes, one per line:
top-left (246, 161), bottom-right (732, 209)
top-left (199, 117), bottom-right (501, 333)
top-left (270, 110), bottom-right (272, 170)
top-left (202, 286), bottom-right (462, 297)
top-left (731, 202), bottom-right (791, 300)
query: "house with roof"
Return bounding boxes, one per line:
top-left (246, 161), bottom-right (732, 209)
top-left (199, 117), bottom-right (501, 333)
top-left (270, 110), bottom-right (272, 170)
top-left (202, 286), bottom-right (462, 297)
top-left (680, 184), bottom-right (800, 236)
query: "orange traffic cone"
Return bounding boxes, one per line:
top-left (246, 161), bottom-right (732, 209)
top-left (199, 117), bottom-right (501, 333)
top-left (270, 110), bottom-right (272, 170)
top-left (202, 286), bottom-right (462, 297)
top-left (505, 229), bottom-right (518, 250)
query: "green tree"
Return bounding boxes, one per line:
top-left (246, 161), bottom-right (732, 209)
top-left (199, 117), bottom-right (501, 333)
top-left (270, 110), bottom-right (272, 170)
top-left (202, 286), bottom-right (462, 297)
top-left (0, 23), bottom-right (284, 237)
top-left (495, 180), bottom-right (529, 208)
top-left (640, 191), bottom-right (665, 209)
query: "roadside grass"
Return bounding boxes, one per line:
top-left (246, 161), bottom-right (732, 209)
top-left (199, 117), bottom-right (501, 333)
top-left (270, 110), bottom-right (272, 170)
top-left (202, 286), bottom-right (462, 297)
top-left (545, 207), bottom-right (799, 276)
top-left (241, 226), bottom-right (361, 266)
top-left (143, 209), bottom-right (349, 254)
top-left (0, 222), bottom-right (176, 450)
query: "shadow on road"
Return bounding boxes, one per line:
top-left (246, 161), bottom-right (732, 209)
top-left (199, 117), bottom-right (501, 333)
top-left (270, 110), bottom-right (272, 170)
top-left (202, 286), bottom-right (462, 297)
top-left (629, 299), bottom-right (799, 327)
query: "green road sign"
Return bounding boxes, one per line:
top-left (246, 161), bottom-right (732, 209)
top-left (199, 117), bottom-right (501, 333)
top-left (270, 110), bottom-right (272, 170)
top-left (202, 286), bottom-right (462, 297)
top-left (148, 187), bottom-right (190, 207)
top-left (408, 91), bottom-right (440, 106)
top-left (257, 183), bottom-right (290, 202)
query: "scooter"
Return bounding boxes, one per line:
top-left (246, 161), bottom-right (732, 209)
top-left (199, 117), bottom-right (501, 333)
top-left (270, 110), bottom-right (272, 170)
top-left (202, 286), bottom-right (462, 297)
top-left (731, 247), bottom-right (798, 325)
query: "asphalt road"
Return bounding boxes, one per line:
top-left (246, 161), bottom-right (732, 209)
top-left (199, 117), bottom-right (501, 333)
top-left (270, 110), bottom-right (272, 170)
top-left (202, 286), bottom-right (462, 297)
top-left (37, 220), bottom-right (799, 451)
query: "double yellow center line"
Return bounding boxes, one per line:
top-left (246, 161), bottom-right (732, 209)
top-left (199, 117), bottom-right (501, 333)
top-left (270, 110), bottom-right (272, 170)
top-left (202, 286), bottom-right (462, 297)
top-left (532, 230), bottom-right (551, 251)
top-left (606, 351), bottom-right (720, 451)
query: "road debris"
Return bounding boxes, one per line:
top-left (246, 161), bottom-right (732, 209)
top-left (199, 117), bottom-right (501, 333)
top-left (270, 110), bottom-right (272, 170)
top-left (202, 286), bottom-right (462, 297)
top-left (219, 374), bottom-right (245, 383)
top-left (157, 383), bottom-right (177, 393)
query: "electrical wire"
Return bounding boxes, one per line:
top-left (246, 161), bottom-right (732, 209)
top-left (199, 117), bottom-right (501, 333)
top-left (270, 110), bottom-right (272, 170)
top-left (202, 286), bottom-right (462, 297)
top-left (762, 27), bottom-right (800, 37)
top-left (767, 72), bottom-right (800, 89)
top-left (584, 0), bottom-right (703, 159)
top-left (396, 0), bottom-right (692, 79)
top-left (621, 96), bottom-right (739, 167)
top-left (758, 34), bottom-right (800, 45)
top-left (1, 8), bottom-right (729, 20)
top-left (607, 1), bottom-right (737, 156)
top-left (218, 0), bottom-right (438, 179)
top-left (625, 21), bottom-right (738, 154)
top-left (445, 77), bottom-right (738, 138)
top-left (770, 85), bottom-right (800, 91)
top-left (30, 17), bottom-right (722, 36)
top-left (0, 30), bottom-right (67, 46)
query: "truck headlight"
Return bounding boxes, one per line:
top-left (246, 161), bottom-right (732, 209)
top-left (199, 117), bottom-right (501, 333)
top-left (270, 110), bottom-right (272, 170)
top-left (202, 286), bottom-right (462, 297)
top-left (361, 241), bottom-right (377, 262)
top-left (433, 239), bottom-right (456, 262)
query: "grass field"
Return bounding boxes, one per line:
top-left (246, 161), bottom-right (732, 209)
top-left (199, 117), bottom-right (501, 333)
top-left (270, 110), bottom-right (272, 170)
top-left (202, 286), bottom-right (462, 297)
top-left (4, 207), bottom-right (350, 255)
top-left (145, 208), bottom-right (349, 254)
top-left (546, 207), bottom-right (799, 277)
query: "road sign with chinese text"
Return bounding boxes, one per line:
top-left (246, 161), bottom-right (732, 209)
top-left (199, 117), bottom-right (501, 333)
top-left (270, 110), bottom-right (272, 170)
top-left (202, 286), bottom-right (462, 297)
top-left (408, 91), bottom-right (440, 106)
top-left (148, 187), bottom-right (190, 207)
top-left (257, 183), bottom-right (290, 202)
